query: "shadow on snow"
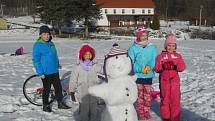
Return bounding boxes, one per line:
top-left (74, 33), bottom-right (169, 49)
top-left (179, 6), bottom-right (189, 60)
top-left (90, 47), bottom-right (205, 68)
top-left (151, 100), bottom-right (213, 121)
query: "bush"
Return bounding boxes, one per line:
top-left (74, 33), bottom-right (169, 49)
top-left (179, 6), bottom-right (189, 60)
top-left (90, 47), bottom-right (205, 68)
top-left (190, 29), bottom-right (213, 39)
top-left (54, 33), bottom-right (80, 38)
top-left (0, 18), bottom-right (7, 29)
top-left (150, 14), bottom-right (160, 30)
top-left (110, 27), bottom-right (135, 36)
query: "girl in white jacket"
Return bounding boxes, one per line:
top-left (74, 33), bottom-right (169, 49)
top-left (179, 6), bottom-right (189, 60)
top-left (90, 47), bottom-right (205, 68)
top-left (69, 43), bottom-right (103, 121)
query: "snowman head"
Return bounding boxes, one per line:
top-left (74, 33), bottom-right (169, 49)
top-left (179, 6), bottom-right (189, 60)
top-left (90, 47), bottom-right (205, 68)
top-left (104, 43), bottom-right (132, 80)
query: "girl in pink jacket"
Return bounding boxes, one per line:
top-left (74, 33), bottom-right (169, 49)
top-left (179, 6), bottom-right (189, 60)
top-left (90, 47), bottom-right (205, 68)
top-left (154, 33), bottom-right (186, 121)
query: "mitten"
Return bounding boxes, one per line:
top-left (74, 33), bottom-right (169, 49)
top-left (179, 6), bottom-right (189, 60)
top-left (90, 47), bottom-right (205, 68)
top-left (162, 62), bottom-right (171, 70)
top-left (169, 61), bottom-right (177, 70)
top-left (70, 92), bottom-right (76, 102)
top-left (162, 61), bottom-right (177, 70)
top-left (142, 66), bottom-right (151, 74)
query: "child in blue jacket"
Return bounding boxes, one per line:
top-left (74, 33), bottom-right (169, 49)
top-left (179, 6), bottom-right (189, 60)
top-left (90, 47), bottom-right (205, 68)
top-left (128, 26), bottom-right (157, 120)
top-left (32, 25), bottom-right (70, 112)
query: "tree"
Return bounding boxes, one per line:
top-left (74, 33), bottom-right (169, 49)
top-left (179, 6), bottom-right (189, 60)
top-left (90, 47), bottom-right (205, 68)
top-left (70, 0), bottom-right (102, 37)
top-left (36, 0), bottom-right (70, 35)
top-left (150, 14), bottom-right (160, 30)
top-left (35, 0), bottom-right (101, 36)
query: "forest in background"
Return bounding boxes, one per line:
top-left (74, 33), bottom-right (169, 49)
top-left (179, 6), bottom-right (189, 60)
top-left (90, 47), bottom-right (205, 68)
top-left (0, 0), bottom-right (215, 25)
top-left (154, 0), bottom-right (215, 25)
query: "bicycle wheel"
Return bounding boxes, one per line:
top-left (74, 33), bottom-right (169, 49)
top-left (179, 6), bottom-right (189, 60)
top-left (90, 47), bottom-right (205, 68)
top-left (23, 75), bottom-right (43, 106)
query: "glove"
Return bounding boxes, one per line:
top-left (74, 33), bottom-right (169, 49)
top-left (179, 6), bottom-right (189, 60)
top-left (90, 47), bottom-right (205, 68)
top-left (169, 61), bottom-right (177, 70)
top-left (70, 92), bottom-right (76, 102)
top-left (142, 66), bottom-right (151, 74)
top-left (162, 61), bottom-right (176, 70)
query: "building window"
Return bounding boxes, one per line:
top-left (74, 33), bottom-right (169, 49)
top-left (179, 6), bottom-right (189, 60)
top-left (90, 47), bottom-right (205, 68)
top-left (132, 9), bottom-right (135, 14)
top-left (148, 10), bottom-right (151, 14)
top-left (142, 9), bottom-right (145, 14)
top-left (122, 9), bottom-right (125, 14)
top-left (113, 9), bottom-right (116, 14)
top-left (105, 9), bottom-right (108, 14)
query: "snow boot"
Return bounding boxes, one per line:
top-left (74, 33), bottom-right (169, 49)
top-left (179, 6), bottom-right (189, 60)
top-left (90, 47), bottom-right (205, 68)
top-left (43, 104), bottom-right (52, 112)
top-left (58, 101), bottom-right (71, 109)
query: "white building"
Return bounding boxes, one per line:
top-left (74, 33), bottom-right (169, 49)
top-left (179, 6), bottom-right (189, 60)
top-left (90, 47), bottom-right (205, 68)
top-left (96, 0), bottom-right (155, 27)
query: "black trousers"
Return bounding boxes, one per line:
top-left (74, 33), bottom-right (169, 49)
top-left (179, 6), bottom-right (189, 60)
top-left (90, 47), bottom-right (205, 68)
top-left (41, 73), bottom-right (63, 105)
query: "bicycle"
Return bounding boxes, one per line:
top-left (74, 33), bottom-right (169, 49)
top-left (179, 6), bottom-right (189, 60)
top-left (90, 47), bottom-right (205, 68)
top-left (23, 71), bottom-right (72, 106)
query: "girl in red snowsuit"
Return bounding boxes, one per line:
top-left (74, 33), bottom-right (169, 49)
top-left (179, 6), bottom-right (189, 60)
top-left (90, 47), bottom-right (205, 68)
top-left (154, 33), bottom-right (186, 121)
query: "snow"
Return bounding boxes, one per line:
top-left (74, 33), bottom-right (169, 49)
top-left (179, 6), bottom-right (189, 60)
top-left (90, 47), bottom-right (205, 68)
top-left (6, 16), bottom-right (52, 29)
top-left (0, 17), bottom-right (215, 121)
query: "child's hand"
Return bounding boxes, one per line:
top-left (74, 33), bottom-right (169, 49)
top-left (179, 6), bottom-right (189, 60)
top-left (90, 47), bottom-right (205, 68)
top-left (162, 61), bottom-right (176, 70)
top-left (169, 61), bottom-right (177, 70)
top-left (142, 66), bottom-right (151, 74)
top-left (40, 75), bottom-right (45, 79)
top-left (58, 65), bottom-right (62, 69)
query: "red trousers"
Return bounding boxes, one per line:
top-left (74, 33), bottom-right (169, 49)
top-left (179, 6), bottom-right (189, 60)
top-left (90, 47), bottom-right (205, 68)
top-left (136, 84), bottom-right (152, 120)
top-left (160, 73), bottom-right (181, 121)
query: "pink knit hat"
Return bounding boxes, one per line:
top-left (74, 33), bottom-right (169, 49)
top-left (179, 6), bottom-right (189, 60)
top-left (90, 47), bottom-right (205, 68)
top-left (135, 26), bottom-right (148, 42)
top-left (164, 32), bottom-right (177, 49)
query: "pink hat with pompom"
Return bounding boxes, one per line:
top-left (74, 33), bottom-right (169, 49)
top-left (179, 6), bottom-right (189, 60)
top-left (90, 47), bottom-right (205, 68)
top-left (135, 26), bottom-right (148, 42)
top-left (164, 32), bottom-right (177, 49)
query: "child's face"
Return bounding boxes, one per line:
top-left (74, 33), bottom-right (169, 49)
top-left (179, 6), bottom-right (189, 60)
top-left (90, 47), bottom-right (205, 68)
top-left (166, 43), bottom-right (176, 52)
top-left (83, 51), bottom-right (92, 61)
top-left (139, 33), bottom-right (149, 45)
top-left (40, 33), bottom-right (50, 41)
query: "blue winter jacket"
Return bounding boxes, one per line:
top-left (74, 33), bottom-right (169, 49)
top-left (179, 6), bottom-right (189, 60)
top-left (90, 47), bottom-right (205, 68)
top-left (128, 42), bottom-right (157, 79)
top-left (32, 38), bottom-right (59, 76)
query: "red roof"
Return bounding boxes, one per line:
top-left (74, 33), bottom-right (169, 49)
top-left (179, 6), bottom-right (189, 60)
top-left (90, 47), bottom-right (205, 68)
top-left (96, 0), bottom-right (155, 8)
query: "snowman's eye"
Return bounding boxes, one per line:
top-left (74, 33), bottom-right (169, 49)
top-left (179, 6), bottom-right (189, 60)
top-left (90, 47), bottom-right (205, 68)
top-left (116, 56), bottom-right (118, 59)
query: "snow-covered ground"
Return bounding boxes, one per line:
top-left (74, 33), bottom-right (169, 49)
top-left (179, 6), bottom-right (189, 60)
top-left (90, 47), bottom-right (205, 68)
top-left (6, 16), bottom-right (50, 29)
top-left (0, 33), bottom-right (215, 121)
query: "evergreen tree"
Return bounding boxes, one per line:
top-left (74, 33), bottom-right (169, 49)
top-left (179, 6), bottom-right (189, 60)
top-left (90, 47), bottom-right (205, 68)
top-left (36, 0), bottom-right (68, 34)
top-left (150, 14), bottom-right (160, 30)
top-left (69, 0), bottom-right (102, 37)
top-left (35, 0), bottom-right (101, 36)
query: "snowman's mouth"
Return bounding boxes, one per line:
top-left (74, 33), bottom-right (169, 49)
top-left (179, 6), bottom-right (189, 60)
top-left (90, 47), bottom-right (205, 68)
top-left (117, 66), bottom-right (123, 70)
top-left (117, 66), bottom-right (121, 70)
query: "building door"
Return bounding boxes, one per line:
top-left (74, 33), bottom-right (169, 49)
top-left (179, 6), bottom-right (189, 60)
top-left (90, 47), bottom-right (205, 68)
top-left (110, 20), bottom-right (119, 27)
top-left (119, 21), bottom-right (123, 27)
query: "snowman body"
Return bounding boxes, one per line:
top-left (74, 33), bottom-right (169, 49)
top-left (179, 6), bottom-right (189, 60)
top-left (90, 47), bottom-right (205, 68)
top-left (89, 54), bottom-right (138, 121)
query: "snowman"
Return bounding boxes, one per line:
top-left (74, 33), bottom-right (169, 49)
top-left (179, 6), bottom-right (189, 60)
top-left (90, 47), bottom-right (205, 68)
top-left (88, 43), bottom-right (138, 121)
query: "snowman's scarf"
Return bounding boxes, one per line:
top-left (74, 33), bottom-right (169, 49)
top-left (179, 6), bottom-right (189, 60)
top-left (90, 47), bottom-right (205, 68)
top-left (80, 60), bottom-right (94, 71)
